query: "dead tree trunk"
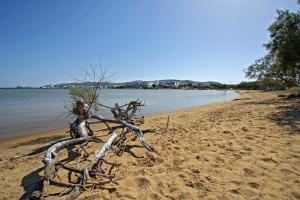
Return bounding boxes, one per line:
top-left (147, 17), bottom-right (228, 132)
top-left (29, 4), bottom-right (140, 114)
top-left (88, 131), bottom-right (118, 171)
top-left (31, 100), bottom-right (159, 200)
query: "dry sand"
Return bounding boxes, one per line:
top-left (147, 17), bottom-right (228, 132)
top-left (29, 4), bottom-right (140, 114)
top-left (0, 90), bottom-right (299, 200)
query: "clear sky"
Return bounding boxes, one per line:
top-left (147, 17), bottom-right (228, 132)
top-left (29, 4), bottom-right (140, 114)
top-left (0, 0), bottom-right (298, 87)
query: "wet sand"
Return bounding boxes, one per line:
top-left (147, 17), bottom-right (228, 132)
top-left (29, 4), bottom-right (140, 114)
top-left (0, 90), bottom-right (299, 199)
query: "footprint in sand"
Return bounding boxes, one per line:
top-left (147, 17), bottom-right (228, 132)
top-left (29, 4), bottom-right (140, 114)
top-left (174, 146), bottom-right (180, 150)
top-left (289, 153), bottom-right (300, 159)
top-left (243, 146), bottom-right (252, 151)
top-left (291, 191), bottom-right (300, 199)
top-left (245, 135), bottom-right (254, 140)
top-left (191, 168), bottom-right (200, 174)
top-left (134, 177), bottom-right (151, 189)
top-left (257, 126), bottom-right (266, 130)
top-left (261, 157), bottom-right (277, 163)
top-left (240, 187), bottom-right (259, 199)
top-left (244, 168), bottom-right (255, 176)
top-left (247, 182), bottom-right (260, 189)
top-left (241, 127), bottom-right (249, 132)
top-left (228, 189), bottom-right (240, 195)
top-left (280, 168), bottom-right (294, 176)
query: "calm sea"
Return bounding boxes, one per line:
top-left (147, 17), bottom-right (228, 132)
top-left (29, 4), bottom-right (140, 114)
top-left (0, 89), bottom-right (237, 139)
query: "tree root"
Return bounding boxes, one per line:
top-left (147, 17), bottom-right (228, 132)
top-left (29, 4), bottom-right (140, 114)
top-left (28, 100), bottom-right (161, 199)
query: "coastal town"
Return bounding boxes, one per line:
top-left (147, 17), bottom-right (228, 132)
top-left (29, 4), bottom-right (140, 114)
top-left (39, 79), bottom-right (222, 89)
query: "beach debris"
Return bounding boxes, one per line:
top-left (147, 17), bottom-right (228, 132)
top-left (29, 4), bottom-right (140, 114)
top-left (156, 116), bottom-right (170, 134)
top-left (233, 98), bottom-right (250, 101)
top-left (28, 100), bottom-right (157, 199)
top-left (278, 94), bottom-right (288, 98)
top-left (278, 93), bottom-right (300, 99)
top-left (27, 69), bottom-right (160, 199)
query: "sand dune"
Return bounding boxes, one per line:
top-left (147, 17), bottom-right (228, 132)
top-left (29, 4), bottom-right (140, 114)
top-left (0, 90), bottom-right (299, 199)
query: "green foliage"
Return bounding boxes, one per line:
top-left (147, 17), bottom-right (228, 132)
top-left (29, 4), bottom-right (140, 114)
top-left (245, 54), bottom-right (274, 80)
top-left (267, 10), bottom-right (300, 85)
top-left (209, 83), bottom-right (229, 89)
top-left (245, 9), bottom-right (300, 86)
top-left (237, 81), bottom-right (260, 90)
top-left (69, 87), bottom-right (98, 105)
top-left (258, 78), bottom-right (287, 90)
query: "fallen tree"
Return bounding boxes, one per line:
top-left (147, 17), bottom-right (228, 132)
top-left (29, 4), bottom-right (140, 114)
top-left (27, 69), bottom-right (160, 200)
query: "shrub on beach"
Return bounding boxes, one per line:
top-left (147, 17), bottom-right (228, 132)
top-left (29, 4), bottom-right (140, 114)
top-left (258, 78), bottom-right (287, 91)
top-left (236, 79), bottom-right (287, 90)
top-left (237, 81), bottom-right (260, 90)
top-left (69, 87), bottom-right (97, 105)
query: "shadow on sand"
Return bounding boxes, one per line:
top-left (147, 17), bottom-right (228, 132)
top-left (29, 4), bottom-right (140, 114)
top-left (11, 135), bottom-right (68, 156)
top-left (19, 167), bottom-right (44, 200)
top-left (19, 150), bottom-right (82, 199)
top-left (15, 136), bottom-right (66, 199)
top-left (241, 97), bottom-right (300, 134)
top-left (18, 132), bottom-right (151, 199)
top-left (11, 135), bottom-right (66, 148)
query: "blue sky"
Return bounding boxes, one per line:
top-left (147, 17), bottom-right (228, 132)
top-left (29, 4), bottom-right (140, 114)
top-left (0, 0), bottom-right (298, 87)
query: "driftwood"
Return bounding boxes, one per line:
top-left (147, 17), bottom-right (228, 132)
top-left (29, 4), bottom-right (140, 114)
top-left (278, 93), bottom-right (300, 99)
top-left (233, 97), bottom-right (250, 101)
top-left (29, 99), bottom-right (158, 200)
top-left (25, 68), bottom-right (164, 199)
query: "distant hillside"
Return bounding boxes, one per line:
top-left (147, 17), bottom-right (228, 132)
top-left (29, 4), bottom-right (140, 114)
top-left (40, 79), bottom-right (222, 89)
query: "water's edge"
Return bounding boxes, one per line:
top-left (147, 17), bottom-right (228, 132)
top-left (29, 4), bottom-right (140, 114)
top-left (0, 89), bottom-right (237, 140)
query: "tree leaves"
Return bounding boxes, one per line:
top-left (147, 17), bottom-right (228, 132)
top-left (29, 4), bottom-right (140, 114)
top-left (245, 9), bottom-right (300, 86)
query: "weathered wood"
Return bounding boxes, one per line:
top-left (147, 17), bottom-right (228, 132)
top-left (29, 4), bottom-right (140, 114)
top-left (35, 99), bottom-right (159, 199)
top-left (88, 131), bottom-right (118, 170)
top-left (90, 114), bottom-right (155, 152)
top-left (77, 120), bottom-right (89, 137)
top-left (119, 120), bottom-right (155, 152)
top-left (43, 137), bottom-right (89, 165)
top-left (43, 121), bottom-right (90, 166)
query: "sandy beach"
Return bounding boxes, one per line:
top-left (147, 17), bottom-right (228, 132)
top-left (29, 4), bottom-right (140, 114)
top-left (0, 90), bottom-right (299, 200)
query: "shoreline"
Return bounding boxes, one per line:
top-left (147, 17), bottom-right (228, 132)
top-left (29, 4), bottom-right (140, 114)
top-left (0, 88), bottom-right (237, 140)
top-left (1, 90), bottom-right (299, 199)
top-left (0, 90), bottom-right (239, 143)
